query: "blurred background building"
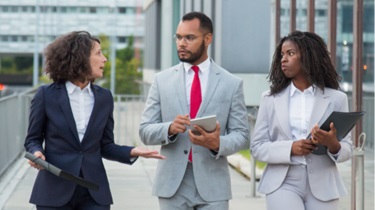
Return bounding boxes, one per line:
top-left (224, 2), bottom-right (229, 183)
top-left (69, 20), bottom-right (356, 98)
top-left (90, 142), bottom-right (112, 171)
top-left (0, 0), bottom-right (144, 94)
top-left (0, 0), bottom-right (144, 53)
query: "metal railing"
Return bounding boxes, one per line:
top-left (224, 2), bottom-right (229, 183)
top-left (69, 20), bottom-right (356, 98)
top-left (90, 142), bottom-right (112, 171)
top-left (348, 94), bottom-right (374, 149)
top-left (113, 94), bottom-right (145, 146)
top-left (0, 88), bottom-right (35, 177)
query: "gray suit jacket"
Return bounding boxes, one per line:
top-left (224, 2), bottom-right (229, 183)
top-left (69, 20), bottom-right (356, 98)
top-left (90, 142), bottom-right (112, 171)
top-left (139, 60), bottom-right (249, 201)
top-left (250, 84), bottom-right (352, 201)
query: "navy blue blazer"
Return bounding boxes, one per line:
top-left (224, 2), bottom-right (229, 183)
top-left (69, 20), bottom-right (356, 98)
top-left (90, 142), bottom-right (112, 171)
top-left (24, 82), bottom-right (136, 207)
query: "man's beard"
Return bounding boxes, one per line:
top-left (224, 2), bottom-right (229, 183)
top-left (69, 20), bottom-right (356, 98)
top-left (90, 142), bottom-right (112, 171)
top-left (178, 41), bottom-right (205, 64)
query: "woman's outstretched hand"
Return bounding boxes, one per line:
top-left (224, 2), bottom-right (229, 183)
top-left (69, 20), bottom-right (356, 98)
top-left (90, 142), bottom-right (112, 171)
top-left (130, 147), bottom-right (166, 159)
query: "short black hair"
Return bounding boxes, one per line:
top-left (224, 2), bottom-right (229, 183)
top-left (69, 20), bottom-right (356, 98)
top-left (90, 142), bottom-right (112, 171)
top-left (182, 11), bottom-right (213, 34)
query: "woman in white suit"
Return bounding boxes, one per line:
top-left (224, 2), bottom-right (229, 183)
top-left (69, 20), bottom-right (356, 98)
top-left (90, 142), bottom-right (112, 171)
top-left (250, 31), bottom-right (352, 210)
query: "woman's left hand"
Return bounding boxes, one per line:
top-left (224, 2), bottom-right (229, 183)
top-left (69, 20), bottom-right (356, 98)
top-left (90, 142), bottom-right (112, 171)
top-left (311, 123), bottom-right (341, 154)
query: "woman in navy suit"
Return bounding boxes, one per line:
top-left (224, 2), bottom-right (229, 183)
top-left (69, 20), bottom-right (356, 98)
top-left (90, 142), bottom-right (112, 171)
top-left (24, 31), bottom-right (165, 210)
top-left (250, 31), bottom-right (352, 210)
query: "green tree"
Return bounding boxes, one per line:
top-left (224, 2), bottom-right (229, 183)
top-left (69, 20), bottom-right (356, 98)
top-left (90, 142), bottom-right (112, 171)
top-left (101, 35), bottom-right (142, 94)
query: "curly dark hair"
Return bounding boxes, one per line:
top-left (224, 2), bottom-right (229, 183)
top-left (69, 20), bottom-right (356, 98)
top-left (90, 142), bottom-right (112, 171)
top-left (44, 31), bottom-right (100, 83)
top-left (268, 30), bottom-right (341, 95)
top-left (182, 11), bottom-right (213, 34)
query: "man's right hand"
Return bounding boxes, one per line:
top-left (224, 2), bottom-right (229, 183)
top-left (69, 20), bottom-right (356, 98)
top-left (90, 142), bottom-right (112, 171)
top-left (168, 114), bottom-right (190, 136)
top-left (28, 151), bottom-right (45, 170)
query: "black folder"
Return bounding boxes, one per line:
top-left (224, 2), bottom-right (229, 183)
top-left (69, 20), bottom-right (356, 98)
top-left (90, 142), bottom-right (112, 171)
top-left (25, 152), bottom-right (99, 191)
top-left (307, 111), bottom-right (365, 155)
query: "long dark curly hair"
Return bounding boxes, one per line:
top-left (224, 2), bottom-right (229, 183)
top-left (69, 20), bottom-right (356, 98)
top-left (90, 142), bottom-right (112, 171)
top-left (44, 31), bottom-right (100, 83)
top-left (268, 30), bottom-right (341, 95)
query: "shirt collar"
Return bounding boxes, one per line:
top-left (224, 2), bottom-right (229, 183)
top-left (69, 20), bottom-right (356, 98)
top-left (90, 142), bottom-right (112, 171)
top-left (65, 81), bottom-right (93, 96)
top-left (183, 57), bottom-right (211, 73)
top-left (290, 82), bottom-right (315, 97)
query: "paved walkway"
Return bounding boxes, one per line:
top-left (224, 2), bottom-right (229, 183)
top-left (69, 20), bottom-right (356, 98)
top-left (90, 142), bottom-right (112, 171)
top-left (1, 149), bottom-right (374, 210)
top-left (0, 153), bottom-right (266, 210)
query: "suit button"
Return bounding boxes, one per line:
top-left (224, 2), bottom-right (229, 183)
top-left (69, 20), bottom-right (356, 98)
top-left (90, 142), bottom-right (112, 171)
top-left (184, 150), bottom-right (188, 154)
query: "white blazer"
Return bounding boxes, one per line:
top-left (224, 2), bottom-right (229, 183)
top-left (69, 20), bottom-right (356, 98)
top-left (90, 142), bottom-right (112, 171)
top-left (250, 84), bottom-right (352, 201)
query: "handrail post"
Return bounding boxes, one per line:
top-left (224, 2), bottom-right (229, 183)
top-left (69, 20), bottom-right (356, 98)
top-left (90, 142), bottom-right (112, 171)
top-left (248, 108), bottom-right (258, 197)
top-left (353, 133), bottom-right (366, 210)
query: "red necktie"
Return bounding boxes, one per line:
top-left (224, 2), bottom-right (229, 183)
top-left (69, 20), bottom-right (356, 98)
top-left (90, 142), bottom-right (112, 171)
top-left (189, 65), bottom-right (201, 162)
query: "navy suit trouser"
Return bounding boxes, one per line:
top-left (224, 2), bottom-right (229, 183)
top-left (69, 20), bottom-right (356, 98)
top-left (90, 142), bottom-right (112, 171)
top-left (37, 170), bottom-right (110, 210)
top-left (36, 184), bottom-right (110, 210)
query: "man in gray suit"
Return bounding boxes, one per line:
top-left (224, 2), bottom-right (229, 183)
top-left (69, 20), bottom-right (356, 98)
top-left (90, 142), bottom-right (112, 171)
top-left (139, 11), bottom-right (249, 210)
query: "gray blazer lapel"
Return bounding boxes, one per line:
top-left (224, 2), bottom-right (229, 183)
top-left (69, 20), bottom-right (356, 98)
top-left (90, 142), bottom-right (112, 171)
top-left (175, 64), bottom-right (189, 115)
top-left (197, 61), bottom-right (220, 117)
top-left (274, 85), bottom-right (293, 139)
top-left (308, 88), bottom-right (330, 129)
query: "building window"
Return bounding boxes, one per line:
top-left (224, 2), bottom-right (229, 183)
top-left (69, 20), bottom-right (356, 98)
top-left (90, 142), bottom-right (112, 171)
top-left (1, 36), bottom-right (8, 42)
top-left (342, 5), bottom-right (352, 33)
top-left (2, 6), bottom-right (9, 12)
top-left (118, 36), bottom-right (127, 43)
top-left (97, 7), bottom-right (109, 13)
top-left (316, 9), bottom-right (326, 16)
top-left (89, 7), bottom-right (96, 13)
top-left (297, 9), bottom-right (307, 16)
top-left (364, 5), bottom-right (374, 33)
top-left (280, 8), bottom-right (288, 16)
top-left (60, 7), bottom-right (66, 13)
top-left (118, 7), bottom-right (126, 14)
top-left (67, 7), bottom-right (78, 13)
top-left (126, 7), bottom-right (136, 14)
top-left (80, 7), bottom-right (89, 13)
top-left (40, 6), bottom-right (47, 12)
top-left (11, 6), bottom-right (18, 12)
top-left (21, 36), bottom-right (28, 42)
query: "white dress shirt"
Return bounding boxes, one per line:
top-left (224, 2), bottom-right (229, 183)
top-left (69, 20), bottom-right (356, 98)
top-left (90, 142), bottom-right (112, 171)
top-left (289, 82), bottom-right (315, 165)
top-left (183, 57), bottom-right (210, 109)
top-left (65, 81), bottom-right (95, 142)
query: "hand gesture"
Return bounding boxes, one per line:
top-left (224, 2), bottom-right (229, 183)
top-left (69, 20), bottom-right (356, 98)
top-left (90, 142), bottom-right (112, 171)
top-left (130, 147), bottom-right (166, 159)
top-left (28, 151), bottom-right (45, 170)
top-left (188, 121), bottom-right (220, 151)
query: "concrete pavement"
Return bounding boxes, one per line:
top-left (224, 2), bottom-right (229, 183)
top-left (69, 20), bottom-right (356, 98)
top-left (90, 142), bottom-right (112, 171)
top-left (1, 149), bottom-right (373, 210)
top-left (0, 153), bottom-right (266, 210)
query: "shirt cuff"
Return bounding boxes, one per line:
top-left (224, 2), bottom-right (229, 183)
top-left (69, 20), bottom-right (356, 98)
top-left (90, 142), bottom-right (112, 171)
top-left (329, 148), bottom-right (341, 159)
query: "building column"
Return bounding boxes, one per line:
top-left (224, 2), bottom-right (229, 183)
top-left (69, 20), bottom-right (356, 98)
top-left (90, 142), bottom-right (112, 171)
top-left (160, 1), bottom-right (174, 69)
